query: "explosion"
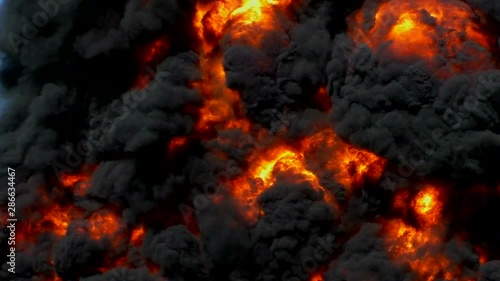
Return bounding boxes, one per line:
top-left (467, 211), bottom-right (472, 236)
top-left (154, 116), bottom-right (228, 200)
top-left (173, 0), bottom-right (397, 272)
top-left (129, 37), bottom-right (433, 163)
top-left (197, 0), bottom-right (291, 45)
top-left (228, 128), bottom-right (386, 220)
top-left (384, 186), bottom-right (474, 281)
top-left (412, 185), bottom-right (442, 228)
top-left (349, 0), bottom-right (495, 72)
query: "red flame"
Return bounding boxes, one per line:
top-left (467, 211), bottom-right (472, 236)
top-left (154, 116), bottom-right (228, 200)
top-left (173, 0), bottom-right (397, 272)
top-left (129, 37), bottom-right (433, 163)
top-left (87, 211), bottom-right (121, 240)
top-left (134, 36), bottom-right (170, 89)
top-left (17, 205), bottom-right (82, 243)
top-left (130, 225), bottom-right (145, 246)
top-left (412, 186), bottom-right (443, 228)
top-left (312, 87), bottom-right (332, 112)
top-left (310, 273), bottom-right (324, 281)
top-left (60, 172), bottom-right (90, 196)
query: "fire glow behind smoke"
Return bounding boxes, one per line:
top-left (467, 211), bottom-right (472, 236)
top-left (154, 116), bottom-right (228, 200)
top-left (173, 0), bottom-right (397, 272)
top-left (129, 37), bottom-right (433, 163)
top-left (349, 0), bottom-right (495, 73)
top-left (384, 186), bottom-right (472, 281)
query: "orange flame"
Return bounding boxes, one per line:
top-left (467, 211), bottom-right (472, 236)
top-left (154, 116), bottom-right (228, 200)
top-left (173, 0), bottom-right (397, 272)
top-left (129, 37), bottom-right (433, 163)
top-left (230, 144), bottom-right (327, 220)
top-left (310, 273), bottom-right (324, 281)
top-left (168, 136), bottom-right (188, 154)
top-left (193, 57), bottom-right (250, 132)
top-left (134, 37), bottom-right (170, 89)
top-left (302, 129), bottom-right (387, 189)
top-left (17, 205), bottom-right (81, 245)
top-left (475, 246), bottom-right (488, 264)
top-left (60, 172), bottom-right (90, 196)
top-left (43, 206), bottom-right (75, 237)
top-left (88, 211), bottom-right (121, 240)
top-left (350, 0), bottom-right (493, 72)
top-left (229, 128), bottom-right (386, 220)
top-left (313, 87), bottom-right (332, 112)
top-left (196, 0), bottom-right (291, 47)
top-left (385, 185), bottom-right (474, 281)
top-left (130, 226), bottom-right (145, 246)
top-left (60, 173), bottom-right (88, 187)
top-left (192, 0), bottom-right (293, 133)
top-left (385, 219), bottom-right (459, 281)
top-left (412, 185), bottom-right (442, 228)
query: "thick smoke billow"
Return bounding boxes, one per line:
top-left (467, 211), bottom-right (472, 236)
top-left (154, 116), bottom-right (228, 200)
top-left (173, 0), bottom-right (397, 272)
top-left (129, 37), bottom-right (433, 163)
top-left (1, 0), bottom-right (500, 281)
top-left (328, 38), bottom-right (500, 178)
top-left (223, 7), bottom-right (332, 125)
top-left (325, 224), bottom-right (407, 281)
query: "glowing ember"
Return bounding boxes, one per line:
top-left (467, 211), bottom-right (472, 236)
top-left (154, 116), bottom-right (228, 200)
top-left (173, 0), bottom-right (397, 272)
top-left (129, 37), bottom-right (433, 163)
top-left (476, 246), bottom-right (488, 264)
top-left (141, 37), bottom-right (169, 66)
top-left (412, 185), bottom-right (442, 228)
top-left (47, 275), bottom-right (62, 281)
top-left (168, 136), bottom-right (188, 154)
top-left (18, 205), bottom-right (81, 243)
top-left (134, 37), bottom-right (170, 88)
top-left (130, 226), bottom-right (145, 246)
top-left (313, 87), bottom-right (332, 111)
top-left (393, 190), bottom-right (410, 212)
top-left (60, 172), bottom-right (90, 196)
top-left (60, 173), bottom-right (88, 187)
top-left (349, 0), bottom-right (493, 71)
top-left (310, 273), bottom-right (324, 281)
top-left (88, 211), bottom-right (121, 240)
top-left (44, 208), bottom-right (72, 237)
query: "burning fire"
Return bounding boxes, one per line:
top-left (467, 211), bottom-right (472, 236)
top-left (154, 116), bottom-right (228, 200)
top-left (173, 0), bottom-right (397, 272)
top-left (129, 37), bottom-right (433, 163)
top-left (385, 219), bottom-right (458, 281)
top-left (384, 185), bottom-right (474, 280)
top-left (349, 0), bottom-right (494, 71)
top-left (19, 205), bottom-right (80, 240)
top-left (60, 172), bottom-right (90, 196)
top-left (87, 211), bottom-right (121, 240)
top-left (303, 129), bottom-right (387, 189)
top-left (60, 173), bottom-right (88, 188)
top-left (191, 0), bottom-right (293, 133)
top-left (310, 273), bottom-right (324, 281)
top-left (196, 0), bottom-right (291, 45)
top-left (192, 57), bottom-right (250, 132)
top-left (130, 226), bottom-right (145, 246)
top-left (134, 37), bottom-right (170, 88)
top-left (229, 128), bottom-right (386, 220)
top-left (412, 186), bottom-right (442, 228)
top-left (230, 144), bottom-right (326, 219)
